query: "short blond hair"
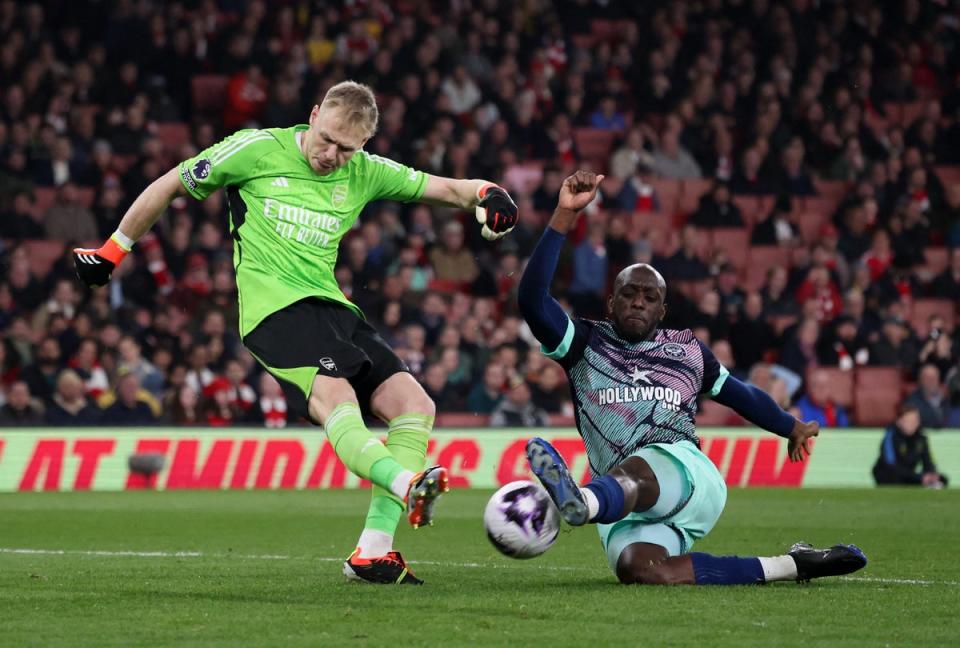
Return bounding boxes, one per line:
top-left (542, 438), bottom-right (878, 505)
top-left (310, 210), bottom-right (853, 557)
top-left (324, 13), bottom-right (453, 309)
top-left (320, 81), bottom-right (379, 136)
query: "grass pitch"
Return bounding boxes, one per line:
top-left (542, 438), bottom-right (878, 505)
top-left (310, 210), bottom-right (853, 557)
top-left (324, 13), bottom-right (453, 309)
top-left (1, 488), bottom-right (957, 647)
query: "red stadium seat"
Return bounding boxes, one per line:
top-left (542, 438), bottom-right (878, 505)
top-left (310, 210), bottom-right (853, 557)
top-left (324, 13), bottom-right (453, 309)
top-left (799, 196), bottom-right (843, 221)
top-left (648, 178), bottom-right (681, 216)
top-left (745, 246), bottom-right (785, 291)
top-left (810, 180), bottom-right (849, 207)
top-left (854, 383), bottom-right (901, 426)
top-left (909, 299), bottom-right (956, 337)
top-left (630, 212), bottom-right (676, 255)
top-left (709, 228), bottom-right (750, 270)
top-left (796, 211), bottom-right (826, 243)
top-left (933, 165), bottom-right (960, 187)
top-left (899, 101), bottom-right (926, 128)
top-left (156, 122), bottom-right (192, 156)
top-left (76, 187), bottom-right (95, 207)
top-left (696, 399), bottom-right (745, 426)
top-left (731, 195), bottom-right (765, 226)
top-left (807, 367), bottom-right (854, 409)
top-left (22, 240), bottom-right (65, 278)
top-left (191, 75), bottom-right (230, 113)
top-left (679, 178), bottom-right (712, 215)
top-left (856, 367), bottom-right (903, 391)
top-left (590, 19), bottom-right (615, 42)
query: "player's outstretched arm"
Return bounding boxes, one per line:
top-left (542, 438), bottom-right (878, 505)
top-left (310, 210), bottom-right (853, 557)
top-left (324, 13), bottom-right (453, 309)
top-left (420, 175), bottom-right (518, 241)
top-left (73, 167), bottom-right (187, 287)
top-left (713, 375), bottom-right (819, 462)
top-left (518, 171), bottom-right (604, 349)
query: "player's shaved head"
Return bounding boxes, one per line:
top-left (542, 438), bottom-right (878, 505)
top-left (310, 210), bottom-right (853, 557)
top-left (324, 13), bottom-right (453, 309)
top-left (607, 264), bottom-right (668, 342)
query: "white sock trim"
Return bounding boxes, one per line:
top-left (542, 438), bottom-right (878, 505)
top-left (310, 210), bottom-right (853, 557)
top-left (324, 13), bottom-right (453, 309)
top-left (390, 470), bottom-right (416, 500)
top-left (111, 229), bottom-right (136, 250)
top-left (758, 555), bottom-right (799, 582)
top-left (581, 487), bottom-right (600, 520)
top-left (357, 529), bottom-right (393, 558)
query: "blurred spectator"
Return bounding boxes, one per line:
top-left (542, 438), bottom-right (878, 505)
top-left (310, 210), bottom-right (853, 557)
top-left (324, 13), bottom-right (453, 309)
top-left (223, 64), bottom-right (268, 130)
top-left (166, 384), bottom-right (201, 425)
top-left (795, 369), bottom-right (850, 428)
top-left (0, 380), bottom-right (43, 425)
top-left (818, 315), bottom-right (869, 369)
top-left (224, 359), bottom-right (257, 413)
top-left (528, 363), bottom-right (568, 414)
top-left (929, 248), bottom-right (960, 301)
top-left (441, 65), bottom-right (481, 116)
top-left (490, 376), bottom-right (548, 428)
top-left (467, 362), bottom-right (505, 415)
top-left (779, 318), bottom-right (821, 378)
top-left (873, 404), bottom-right (947, 488)
top-left (423, 363), bottom-right (461, 412)
top-left (688, 181), bottom-right (743, 228)
top-left (870, 318), bottom-right (918, 371)
top-left (19, 336), bottom-right (62, 404)
top-left (589, 96), bottom-right (626, 131)
top-left (0, 191), bottom-right (44, 238)
top-left (609, 127), bottom-right (653, 180)
top-left (117, 335), bottom-right (164, 397)
top-left (651, 129), bottom-right (701, 179)
top-left (204, 377), bottom-right (241, 426)
top-left (568, 222), bottom-right (608, 317)
top-left (429, 221), bottom-right (478, 285)
top-left (247, 373), bottom-right (287, 428)
top-left (663, 225), bottom-right (709, 280)
top-left (44, 369), bottom-right (99, 426)
top-left (728, 292), bottom-right (776, 370)
top-left (750, 194), bottom-right (797, 246)
top-left (794, 266), bottom-right (842, 322)
top-left (100, 372), bottom-right (158, 425)
top-left (906, 364), bottom-right (949, 430)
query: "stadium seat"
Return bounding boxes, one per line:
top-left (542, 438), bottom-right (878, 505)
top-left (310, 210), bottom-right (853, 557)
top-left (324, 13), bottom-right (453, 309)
top-left (810, 180), bottom-right (848, 207)
top-left (799, 196), bottom-right (842, 221)
top-left (156, 122), bottom-right (192, 156)
top-left (191, 75), bottom-right (230, 113)
top-left (630, 212), bottom-right (676, 255)
top-left (648, 178), bottom-right (681, 216)
top-left (856, 366), bottom-right (903, 391)
top-left (709, 228), bottom-right (750, 269)
top-left (933, 165), bottom-right (960, 187)
top-left (76, 187), bottom-right (95, 207)
top-left (22, 240), bottom-right (65, 277)
top-left (573, 127), bottom-right (618, 162)
top-left (854, 382), bottom-right (901, 426)
top-left (731, 195), bottom-right (764, 226)
top-left (745, 246), bottom-right (784, 290)
top-left (909, 299), bottom-right (956, 337)
top-left (796, 211), bottom-right (826, 243)
top-left (807, 367), bottom-right (854, 409)
top-left (678, 178), bottom-right (712, 215)
top-left (696, 399), bottom-right (745, 426)
top-left (899, 101), bottom-right (926, 127)
top-left (590, 19), bottom-right (615, 42)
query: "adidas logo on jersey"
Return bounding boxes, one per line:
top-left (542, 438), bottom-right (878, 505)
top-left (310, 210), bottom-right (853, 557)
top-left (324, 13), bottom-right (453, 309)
top-left (272, 177), bottom-right (289, 187)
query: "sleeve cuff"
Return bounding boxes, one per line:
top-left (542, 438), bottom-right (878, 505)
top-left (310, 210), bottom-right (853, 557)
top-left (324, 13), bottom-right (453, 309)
top-left (541, 317), bottom-right (575, 360)
top-left (709, 364), bottom-right (730, 397)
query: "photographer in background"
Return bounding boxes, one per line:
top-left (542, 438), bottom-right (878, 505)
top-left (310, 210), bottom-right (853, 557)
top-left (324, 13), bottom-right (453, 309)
top-left (873, 404), bottom-right (948, 488)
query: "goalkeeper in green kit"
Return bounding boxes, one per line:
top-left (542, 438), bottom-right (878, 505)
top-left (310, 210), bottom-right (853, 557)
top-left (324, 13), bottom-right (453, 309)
top-left (73, 81), bottom-right (519, 585)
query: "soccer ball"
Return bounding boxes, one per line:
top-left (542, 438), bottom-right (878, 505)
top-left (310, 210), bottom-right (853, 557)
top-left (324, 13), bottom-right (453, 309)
top-left (484, 480), bottom-right (560, 559)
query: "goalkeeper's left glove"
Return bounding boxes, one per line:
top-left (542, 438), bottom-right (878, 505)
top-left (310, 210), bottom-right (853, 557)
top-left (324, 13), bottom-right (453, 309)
top-left (475, 184), bottom-right (518, 241)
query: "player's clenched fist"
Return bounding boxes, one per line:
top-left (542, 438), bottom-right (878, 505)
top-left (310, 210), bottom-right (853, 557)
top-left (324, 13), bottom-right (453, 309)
top-left (73, 237), bottom-right (130, 287)
top-left (558, 170), bottom-right (605, 212)
top-left (475, 183), bottom-right (518, 241)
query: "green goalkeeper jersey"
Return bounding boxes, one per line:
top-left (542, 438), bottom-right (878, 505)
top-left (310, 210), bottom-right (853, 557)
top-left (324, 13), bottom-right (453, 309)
top-left (177, 125), bottom-right (428, 337)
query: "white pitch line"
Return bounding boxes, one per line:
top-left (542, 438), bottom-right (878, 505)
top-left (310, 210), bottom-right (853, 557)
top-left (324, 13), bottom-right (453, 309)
top-left (0, 547), bottom-right (588, 571)
top-left (3, 548), bottom-right (957, 585)
top-left (840, 575), bottom-right (960, 587)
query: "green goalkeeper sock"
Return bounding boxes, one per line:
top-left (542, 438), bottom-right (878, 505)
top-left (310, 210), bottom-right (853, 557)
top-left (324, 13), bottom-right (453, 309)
top-left (358, 413), bottom-right (432, 555)
top-left (324, 403), bottom-right (409, 493)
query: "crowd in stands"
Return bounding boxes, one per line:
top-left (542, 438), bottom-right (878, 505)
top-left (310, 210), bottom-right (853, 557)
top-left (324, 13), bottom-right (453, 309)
top-left (0, 0), bottom-right (958, 428)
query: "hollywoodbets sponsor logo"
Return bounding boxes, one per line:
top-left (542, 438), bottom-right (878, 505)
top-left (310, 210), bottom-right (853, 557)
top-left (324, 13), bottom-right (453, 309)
top-left (596, 385), bottom-right (683, 410)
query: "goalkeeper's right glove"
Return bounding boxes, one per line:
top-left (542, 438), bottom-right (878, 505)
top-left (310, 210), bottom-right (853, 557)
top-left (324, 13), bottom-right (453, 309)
top-left (73, 235), bottom-right (131, 287)
top-left (475, 183), bottom-right (519, 241)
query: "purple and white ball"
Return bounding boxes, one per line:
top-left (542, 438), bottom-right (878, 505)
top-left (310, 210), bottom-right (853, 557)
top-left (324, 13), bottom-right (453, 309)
top-left (484, 480), bottom-right (561, 559)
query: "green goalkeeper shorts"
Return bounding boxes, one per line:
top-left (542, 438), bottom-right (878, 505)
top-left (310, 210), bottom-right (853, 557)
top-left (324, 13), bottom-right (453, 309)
top-left (596, 440), bottom-right (727, 570)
